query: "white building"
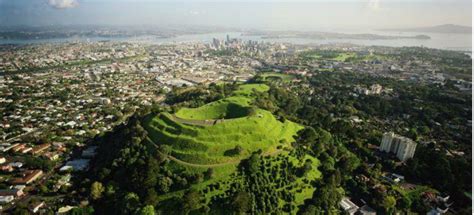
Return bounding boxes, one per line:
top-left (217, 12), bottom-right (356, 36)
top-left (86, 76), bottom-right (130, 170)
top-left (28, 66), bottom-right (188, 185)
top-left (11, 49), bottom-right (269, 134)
top-left (60, 159), bottom-right (90, 172)
top-left (354, 84), bottom-right (383, 95)
top-left (369, 84), bottom-right (383, 94)
top-left (339, 197), bottom-right (359, 215)
top-left (30, 201), bottom-right (45, 213)
top-left (380, 132), bottom-right (417, 161)
top-left (0, 195), bottom-right (14, 204)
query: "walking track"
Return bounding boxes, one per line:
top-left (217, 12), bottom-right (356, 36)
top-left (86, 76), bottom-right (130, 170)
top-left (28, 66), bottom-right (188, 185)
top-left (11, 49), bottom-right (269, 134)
top-left (146, 137), bottom-right (283, 168)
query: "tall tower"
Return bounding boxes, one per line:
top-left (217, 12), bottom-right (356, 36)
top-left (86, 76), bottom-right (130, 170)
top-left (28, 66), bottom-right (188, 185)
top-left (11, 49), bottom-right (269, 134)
top-left (212, 38), bottom-right (221, 49)
top-left (380, 132), bottom-right (417, 161)
top-left (396, 138), bottom-right (417, 161)
top-left (380, 132), bottom-right (395, 152)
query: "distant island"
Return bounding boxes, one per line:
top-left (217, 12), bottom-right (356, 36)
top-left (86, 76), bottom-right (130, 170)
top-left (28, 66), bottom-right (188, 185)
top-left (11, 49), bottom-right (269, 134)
top-left (243, 31), bottom-right (431, 40)
top-left (380, 24), bottom-right (472, 34)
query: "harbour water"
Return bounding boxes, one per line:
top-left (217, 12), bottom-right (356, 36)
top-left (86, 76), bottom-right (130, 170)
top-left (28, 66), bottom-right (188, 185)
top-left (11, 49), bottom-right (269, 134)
top-left (0, 31), bottom-right (471, 51)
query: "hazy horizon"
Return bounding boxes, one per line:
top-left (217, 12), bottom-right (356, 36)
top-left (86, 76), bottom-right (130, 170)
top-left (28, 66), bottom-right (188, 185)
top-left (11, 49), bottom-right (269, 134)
top-left (0, 0), bottom-right (471, 32)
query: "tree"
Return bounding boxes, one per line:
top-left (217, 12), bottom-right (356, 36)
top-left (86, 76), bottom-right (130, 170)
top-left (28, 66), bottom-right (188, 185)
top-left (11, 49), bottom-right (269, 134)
top-left (419, 126), bottom-right (430, 135)
top-left (334, 169), bottom-right (342, 186)
top-left (157, 176), bottom-right (173, 193)
top-left (252, 74), bottom-right (265, 83)
top-left (230, 191), bottom-right (251, 214)
top-left (191, 173), bottom-right (204, 184)
top-left (299, 159), bottom-right (313, 176)
top-left (12, 208), bottom-right (30, 215)
top-left (339, 155), bottom-right (360, 173)
top-left (298, 127), bottom-right (318, 143)
top-left (105, 184), bottom-right (116, 197)
top-left (204, 168), bottom-right (214, 180)
top-left (383, 195), bottom-right (397, 213)
top-left (311, 180), bottom-right (342, 211)
top-left (298, 205), bottom-right (321, 215)
top-left (137, 205), bottom-right (155, 215)
top-left (225, 145), bottom-right (244, 156)
top-left (144, 188), bottom-right (159, 206)
top-left (319, 153), bottom-right (335, 172)
top-left (408, 128), bottom-right (419, 141)
top-left (38, 184), bottom-right (49, 194)
top-left (234, 145), bottom-right (244, 154)
top-left (143, 157), bottom-right (160, 188)
top-left (317, 128), bottom-right (332, 145)
top-left (90, 181), bottom-right (105, 200)
top-left (123, 192), bottom-right (141, 213)
top-left (248, 106), bottom-right (258, 116)
top-left (182, 189), bottom-right (202, 213)
top-left (397, 195), bottom-right (412, 211)
top-left (247, 153), bottom-right (261, 175)
top-left (68, 207), bottom-right (95, 215)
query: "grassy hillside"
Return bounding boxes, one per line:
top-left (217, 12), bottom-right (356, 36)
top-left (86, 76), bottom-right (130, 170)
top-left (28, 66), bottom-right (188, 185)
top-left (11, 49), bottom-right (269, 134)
top-left (141, 83), bottom-right (321, 214)
top-left (233, 83), bottom-right (270, 96)
top-left (144, 109), bottom-right (302, 165)
top-left (143, 83), bottom-right (302, 165)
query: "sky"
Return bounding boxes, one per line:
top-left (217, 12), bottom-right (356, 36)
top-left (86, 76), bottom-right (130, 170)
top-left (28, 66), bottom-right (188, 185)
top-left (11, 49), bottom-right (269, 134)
top-left (0, 0), bottom-right (471, 31)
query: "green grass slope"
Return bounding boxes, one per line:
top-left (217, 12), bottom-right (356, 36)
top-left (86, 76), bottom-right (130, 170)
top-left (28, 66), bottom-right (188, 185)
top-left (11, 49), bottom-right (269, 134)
top-left (233, 83), bottom-right (270, 96)
top-left (143, 83), bottom-right (302, 165)
top-left (144, 108), bottom-right (302, 164)
top-left (143, 83), bottom-right (322, 214)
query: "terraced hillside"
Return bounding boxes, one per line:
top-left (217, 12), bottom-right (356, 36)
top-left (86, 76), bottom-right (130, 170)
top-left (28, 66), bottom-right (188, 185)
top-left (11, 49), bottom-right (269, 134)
top-left (140, 84), bottom-right (323, 214)
top-left (143, 84), bottom-right (303, 165)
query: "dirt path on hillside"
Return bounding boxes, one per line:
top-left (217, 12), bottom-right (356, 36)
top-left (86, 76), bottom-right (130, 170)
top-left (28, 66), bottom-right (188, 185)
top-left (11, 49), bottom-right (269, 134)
top-left (147, 137), bottom-right (241, 167)
top-left (169, 114), bottom-right (243, 127)
top-left (168, 114), bottom-right (218, 126)
top-left (146, 137), bottom-right (283, 168)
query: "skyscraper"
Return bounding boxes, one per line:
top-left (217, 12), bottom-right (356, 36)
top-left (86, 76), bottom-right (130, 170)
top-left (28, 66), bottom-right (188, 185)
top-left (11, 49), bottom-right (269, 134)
top-left (212, 38), bottom-right (221, 49)
top-left (380, 132), bottom-right (417, 161)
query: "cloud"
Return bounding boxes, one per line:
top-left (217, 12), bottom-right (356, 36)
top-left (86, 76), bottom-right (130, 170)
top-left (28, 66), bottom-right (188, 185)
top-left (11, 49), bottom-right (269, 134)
top-left (47, 0), bottom-right (79, 9)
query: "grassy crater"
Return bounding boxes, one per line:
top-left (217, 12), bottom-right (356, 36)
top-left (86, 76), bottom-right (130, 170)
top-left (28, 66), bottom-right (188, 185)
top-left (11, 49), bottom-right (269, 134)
top-left (175, 101), bottom-right (253, 120)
